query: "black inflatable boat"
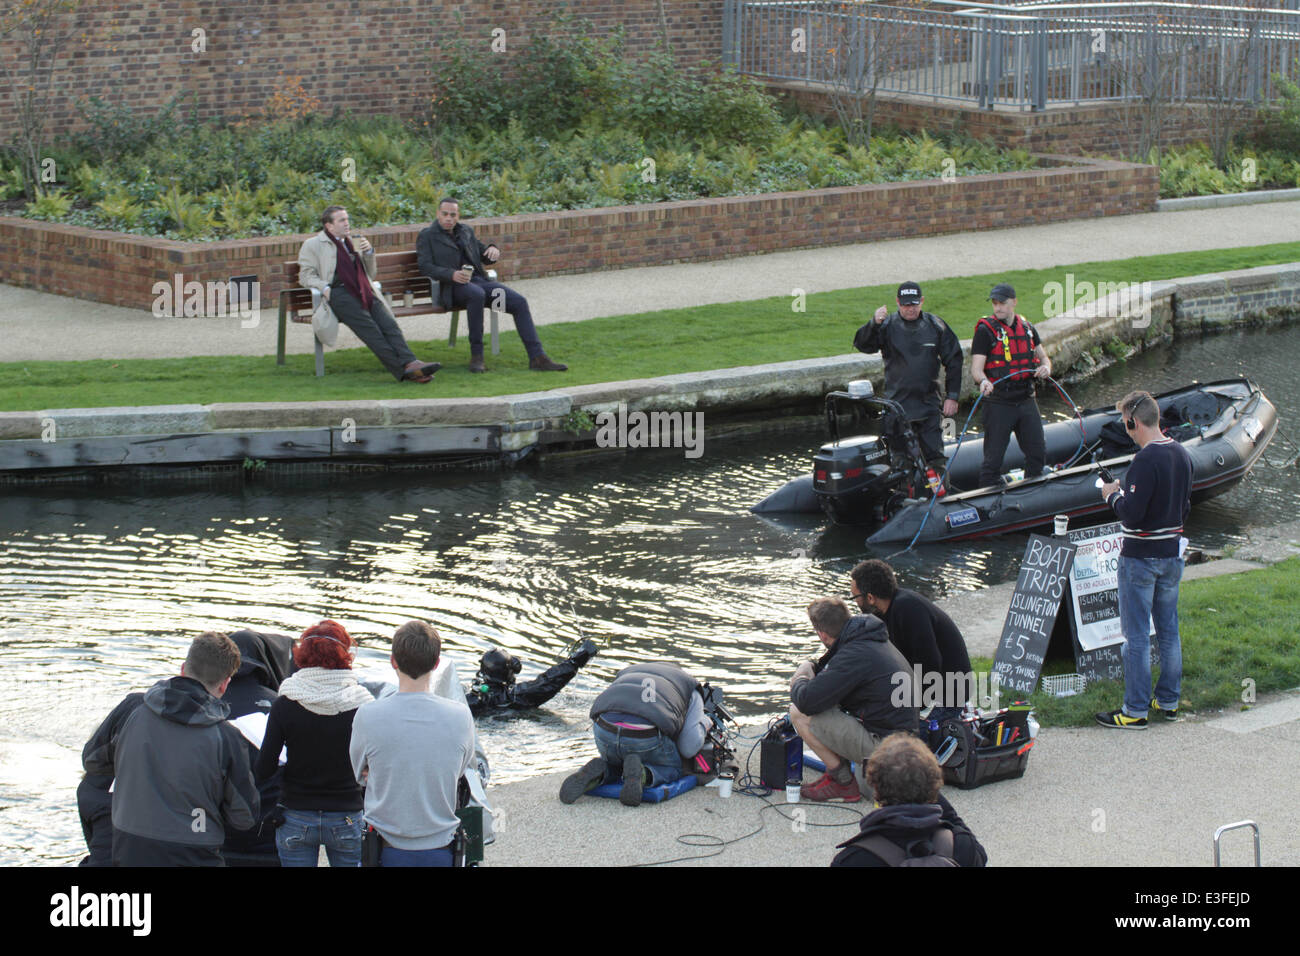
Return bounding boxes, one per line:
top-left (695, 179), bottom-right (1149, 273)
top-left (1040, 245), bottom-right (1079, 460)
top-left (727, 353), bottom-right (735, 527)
top-left (751, 378), bottom-right (1278, 545)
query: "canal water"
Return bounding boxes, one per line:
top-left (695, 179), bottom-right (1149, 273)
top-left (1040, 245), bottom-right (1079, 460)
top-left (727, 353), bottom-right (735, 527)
top-left (2, 325), bottom-right (1297, 864)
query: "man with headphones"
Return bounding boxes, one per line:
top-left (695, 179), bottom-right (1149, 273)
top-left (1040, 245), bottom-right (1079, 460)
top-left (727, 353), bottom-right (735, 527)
top-left (1096, 390), bottom-right (1193, 730)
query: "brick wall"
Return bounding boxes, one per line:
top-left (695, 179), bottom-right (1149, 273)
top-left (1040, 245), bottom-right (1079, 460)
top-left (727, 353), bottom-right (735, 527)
top-left (0, 155), bottom-right (1158, 311)
top-left (0, 0), bottom-right (723, 142)
top-left (770, 82), bottom-right (1268, 157)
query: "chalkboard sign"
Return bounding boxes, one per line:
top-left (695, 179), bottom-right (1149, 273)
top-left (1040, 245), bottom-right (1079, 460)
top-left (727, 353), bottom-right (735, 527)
top-left (1065, 521), bottom-right (1156, 684)
top-left (993, 534), bottom-right (1077, 695)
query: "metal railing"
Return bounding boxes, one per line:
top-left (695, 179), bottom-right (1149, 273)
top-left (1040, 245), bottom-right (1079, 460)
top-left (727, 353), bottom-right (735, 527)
top-left (722, 1), bottom-right (1300, 110)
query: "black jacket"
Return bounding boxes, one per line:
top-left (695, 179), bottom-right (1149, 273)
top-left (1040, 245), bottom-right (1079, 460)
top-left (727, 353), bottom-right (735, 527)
top-left (416, 221), bottom-right (498, 310)
top-left (832, 792), bottom-right (988, 867)
top-left (884, 589), bottom-right (973, 708)
top-left (791, 614), bottom-right (918, 736)
top-left (853, 311), bottom-right (963, 420)
top-left (85, 676), bottom-right (258, 848)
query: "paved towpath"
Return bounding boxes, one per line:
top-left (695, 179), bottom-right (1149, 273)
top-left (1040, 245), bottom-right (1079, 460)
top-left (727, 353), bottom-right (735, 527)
top-left (487, 540), bottom-right (1300, 867)
top-left (2, 202), bottom-right (1298, 363)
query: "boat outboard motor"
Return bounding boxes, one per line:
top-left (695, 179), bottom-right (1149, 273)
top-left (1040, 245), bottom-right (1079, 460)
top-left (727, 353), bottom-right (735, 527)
top-left (465, 640), bottom-right (599, 716)
top-left (813, 392), bottom-right (933, 525)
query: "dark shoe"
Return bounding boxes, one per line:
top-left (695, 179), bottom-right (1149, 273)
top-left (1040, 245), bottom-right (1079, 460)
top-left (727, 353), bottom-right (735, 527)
top-left (1095, 708), bottom-right (1148, 730)
top-left (619, 753), bottom-right (645, 807)
top-left (403, 360), bottom-right (441, 382)
top-left (800, 772), bottom-right (862, 803)
top-left (559, 757), bottom-right (607, 804)
top-left (1151, 699), bottom-right (1180, 722)
top-left (529, 353), bottom-right (568, 372)
top-left (468, 354), bottom-right (487, 374)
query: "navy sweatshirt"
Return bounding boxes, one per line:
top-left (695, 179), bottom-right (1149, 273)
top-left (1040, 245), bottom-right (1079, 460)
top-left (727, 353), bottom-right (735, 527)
top-left (1107, 437), bottom-right (1193, 558)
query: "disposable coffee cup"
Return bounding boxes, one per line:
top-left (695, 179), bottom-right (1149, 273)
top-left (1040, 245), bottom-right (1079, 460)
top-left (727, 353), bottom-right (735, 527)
top-left (785, 778), bottom-right (801, 804)
top-left (717, 772), bottom-right (734, 798)
top-left (1054, 514), bottom-right (1069, 536)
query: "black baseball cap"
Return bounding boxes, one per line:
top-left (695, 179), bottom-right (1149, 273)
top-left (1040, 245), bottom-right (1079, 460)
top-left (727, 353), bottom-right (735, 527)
top-left (989, 283), bottom-right (1016, 302)
top-left (896, 282), bottom-right (922, 304)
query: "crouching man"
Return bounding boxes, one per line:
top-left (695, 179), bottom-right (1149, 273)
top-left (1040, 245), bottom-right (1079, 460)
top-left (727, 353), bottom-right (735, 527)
top-left (559, 662), bottom-right (711, 807)
top-left (349, 621), bottom-right (475, 866)
top-left (790, 597), bottom-right (918, 802)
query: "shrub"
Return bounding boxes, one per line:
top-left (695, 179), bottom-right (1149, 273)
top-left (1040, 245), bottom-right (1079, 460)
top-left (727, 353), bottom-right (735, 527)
top-left (24, 189), bottom-right (73, 220)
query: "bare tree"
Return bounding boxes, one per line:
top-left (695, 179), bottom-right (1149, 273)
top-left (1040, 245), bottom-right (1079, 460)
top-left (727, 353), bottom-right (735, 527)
top-left (0, 0), bottom-right (82, 200)
top-left (1196, 2), bottom-right (1271, 169)
top-left (821, 1), bottom-right (926, 148)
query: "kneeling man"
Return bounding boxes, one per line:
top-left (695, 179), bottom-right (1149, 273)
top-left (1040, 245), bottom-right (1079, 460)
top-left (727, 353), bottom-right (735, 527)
top-left (790, 597), bottom-right (918, 802)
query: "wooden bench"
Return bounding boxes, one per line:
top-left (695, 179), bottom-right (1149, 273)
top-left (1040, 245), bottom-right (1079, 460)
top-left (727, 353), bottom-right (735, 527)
top-left (275, 251), bottom-right (500, 376)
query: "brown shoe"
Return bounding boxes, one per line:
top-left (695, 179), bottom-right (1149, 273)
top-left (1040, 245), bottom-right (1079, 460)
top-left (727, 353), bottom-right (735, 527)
top-left (468, 354), bottom-right (487, 373)
top-left (529, 353), bottom-right (568, 372)
top-left (403, 360), bottom-right (441, 381)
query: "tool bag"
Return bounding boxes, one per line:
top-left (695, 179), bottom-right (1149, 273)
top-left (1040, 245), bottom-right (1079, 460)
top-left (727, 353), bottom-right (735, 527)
top-left (939, 703), bottom-right (1035, 790)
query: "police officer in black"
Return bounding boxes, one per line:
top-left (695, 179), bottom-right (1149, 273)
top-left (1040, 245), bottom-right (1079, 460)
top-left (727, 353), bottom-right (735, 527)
top-left (854, 281), bottom-right (963, 471)
top-left (970, 283), bottom-right (1052, 488)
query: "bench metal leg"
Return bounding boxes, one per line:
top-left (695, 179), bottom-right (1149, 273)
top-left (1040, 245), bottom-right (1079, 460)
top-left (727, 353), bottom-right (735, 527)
top-left (448, 310), bottom-right (460, 348)
top-left (490, 307), bottom-right (499, 355)
top-left (314, 337), bottom-right (325, 377)
top-left (276, 303), bottom-right (288, 365)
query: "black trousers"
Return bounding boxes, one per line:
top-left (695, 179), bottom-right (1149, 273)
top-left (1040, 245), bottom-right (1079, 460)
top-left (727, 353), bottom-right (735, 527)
top-left (330, 284), bottom-right (417, 380)
top-left (909, 408), bottom-right (946, 468)
top-left (979, 397), bottom-right (1046, 486)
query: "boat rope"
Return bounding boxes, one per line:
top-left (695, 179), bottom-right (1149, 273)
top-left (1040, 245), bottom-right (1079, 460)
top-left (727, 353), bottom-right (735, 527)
top-left (883, 370), bottom-right (1087, 559)
top-left (1260, 424), bottom-right (1300, 469)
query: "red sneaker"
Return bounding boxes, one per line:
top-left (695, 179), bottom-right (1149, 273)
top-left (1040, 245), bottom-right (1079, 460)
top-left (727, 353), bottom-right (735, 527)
top-left (800, 772), bottom-right (862, 803)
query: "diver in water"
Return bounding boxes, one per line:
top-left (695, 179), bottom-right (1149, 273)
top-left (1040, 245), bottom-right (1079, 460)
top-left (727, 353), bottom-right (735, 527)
top-left (465, 639), bottom-right (599, 716)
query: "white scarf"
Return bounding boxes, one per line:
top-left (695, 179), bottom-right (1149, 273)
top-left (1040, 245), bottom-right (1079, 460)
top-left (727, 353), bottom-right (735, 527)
top-left (278, 667), bottom-right (373, 715)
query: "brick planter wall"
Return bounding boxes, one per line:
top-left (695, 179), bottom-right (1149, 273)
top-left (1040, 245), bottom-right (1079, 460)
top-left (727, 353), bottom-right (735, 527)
top-left (770, 83), bottom-right (1268, 157)
top-left (0, 155), bottom-right (1158, 311)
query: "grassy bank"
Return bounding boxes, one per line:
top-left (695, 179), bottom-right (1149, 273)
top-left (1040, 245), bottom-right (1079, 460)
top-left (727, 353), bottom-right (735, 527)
top-left (973, 556), bottom-right (1300, 728)
top-left (3, 242), bottom-right (1298, 412)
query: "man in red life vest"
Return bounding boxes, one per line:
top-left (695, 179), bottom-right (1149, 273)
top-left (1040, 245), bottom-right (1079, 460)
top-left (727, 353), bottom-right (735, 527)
top-left (969, 284), bottom-right (1052, 487)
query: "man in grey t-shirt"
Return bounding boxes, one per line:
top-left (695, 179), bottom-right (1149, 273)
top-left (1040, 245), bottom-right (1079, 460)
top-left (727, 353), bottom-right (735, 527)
top-left (350, 621), bottom-right (475, 867)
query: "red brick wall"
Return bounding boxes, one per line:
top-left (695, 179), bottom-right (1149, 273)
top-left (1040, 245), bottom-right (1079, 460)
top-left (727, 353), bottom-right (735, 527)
top-left (770, 82), bottom-right (1268, 157)
top-left (0, 155), bottom-right (1158, 311)
top-left (0, 0), bottom-right (723, 142)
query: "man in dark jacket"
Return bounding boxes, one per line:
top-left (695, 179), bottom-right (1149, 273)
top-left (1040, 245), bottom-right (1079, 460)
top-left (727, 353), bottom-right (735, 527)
top-left (854, 281), bottom-right (963, 470)
top-left (79, 628), bottom-right (291, 867)
top-left (559, 662), bottom-right (711, 807)
top-left (83, 631), bottom-right (259, 866)
top-left (416, 197), bottom-right (567, 374)
top-left (790, 598), bottom-right (918, 802)
top-left (851, 559), bottom-right (974, 721)
top-left (832, 732), bottom-right (987, 867)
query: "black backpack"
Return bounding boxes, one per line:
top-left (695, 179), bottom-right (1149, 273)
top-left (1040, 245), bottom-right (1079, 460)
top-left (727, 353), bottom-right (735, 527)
top-left (857, 826), bottom-right (957, 867)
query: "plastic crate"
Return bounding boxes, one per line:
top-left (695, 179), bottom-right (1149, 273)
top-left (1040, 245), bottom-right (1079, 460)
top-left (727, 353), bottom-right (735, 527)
top-left (1041, 673), bottom-right (1087, 698)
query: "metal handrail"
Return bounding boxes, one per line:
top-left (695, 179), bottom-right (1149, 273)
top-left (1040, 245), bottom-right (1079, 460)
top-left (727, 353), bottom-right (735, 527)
top-left (723, 0), bottom-right (1300, 110)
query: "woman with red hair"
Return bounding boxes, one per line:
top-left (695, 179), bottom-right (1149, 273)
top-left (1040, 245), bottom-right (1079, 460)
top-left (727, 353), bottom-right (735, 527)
top-left (255, 620), bottom-right (374, 866)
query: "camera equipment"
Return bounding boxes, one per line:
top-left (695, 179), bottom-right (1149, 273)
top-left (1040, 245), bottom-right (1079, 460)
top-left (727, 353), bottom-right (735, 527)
top-left (760, 715), bottom-right (804, 790)
top-left (700, 683), bottom-right (737, 769)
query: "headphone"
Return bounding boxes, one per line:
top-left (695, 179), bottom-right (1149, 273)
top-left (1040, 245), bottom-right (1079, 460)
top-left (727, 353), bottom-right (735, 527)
top-left (1123, 395), bottom-right (1150, 431)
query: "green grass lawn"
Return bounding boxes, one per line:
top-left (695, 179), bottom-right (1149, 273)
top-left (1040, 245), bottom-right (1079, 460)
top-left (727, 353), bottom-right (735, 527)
top-left (974, 556), bottom-right (1300, 728)
top-left (3, 242), bottom-right (1298, 412)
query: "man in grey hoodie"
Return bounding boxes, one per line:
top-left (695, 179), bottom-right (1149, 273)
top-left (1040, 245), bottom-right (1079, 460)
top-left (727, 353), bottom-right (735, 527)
top-left (84, 631), bottom-right (259, 866)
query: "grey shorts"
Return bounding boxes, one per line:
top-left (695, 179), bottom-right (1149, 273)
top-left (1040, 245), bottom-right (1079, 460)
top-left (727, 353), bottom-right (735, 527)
top-left (808, 708), bottom-right (883, 764)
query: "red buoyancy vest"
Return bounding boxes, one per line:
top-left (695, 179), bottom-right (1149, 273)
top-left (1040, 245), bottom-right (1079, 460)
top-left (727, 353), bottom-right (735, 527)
top-left (977, 314), bottom-right (1037, 387)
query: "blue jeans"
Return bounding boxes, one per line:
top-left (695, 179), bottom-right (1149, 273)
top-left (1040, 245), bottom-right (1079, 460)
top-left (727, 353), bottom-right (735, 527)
top-left (275, 809), bottom-right (364, 868)
top-left (1117, 554), bottom-right (1184, 718)
top-left (448, 278), bottom-right (544, 357)
top-left (380, 844), bottom-right (454, 867)
top-left (593, 723), bottom-right (684, 787)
